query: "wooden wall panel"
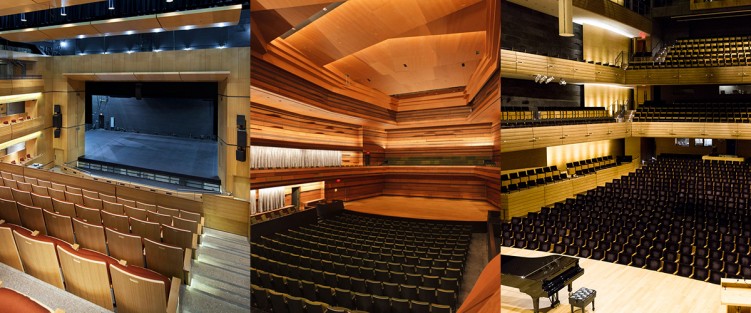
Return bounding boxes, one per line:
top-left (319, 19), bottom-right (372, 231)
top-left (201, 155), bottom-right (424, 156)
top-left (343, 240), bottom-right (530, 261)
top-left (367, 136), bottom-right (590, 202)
top-left (363, 127), bottom-right (386, 166)
top-left (385, 123), bottom-right (493, 154)
top-left (250, 103), bottom-right (363, 150)
top-left (203, 195), bottom-right (249, 237)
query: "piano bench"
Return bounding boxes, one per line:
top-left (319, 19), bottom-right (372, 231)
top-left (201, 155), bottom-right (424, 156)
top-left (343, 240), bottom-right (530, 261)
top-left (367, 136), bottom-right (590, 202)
top-left (569, 287), bottom-right (596, 313)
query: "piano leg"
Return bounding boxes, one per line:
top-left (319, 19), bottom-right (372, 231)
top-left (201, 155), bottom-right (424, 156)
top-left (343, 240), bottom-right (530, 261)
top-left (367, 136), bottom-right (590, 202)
top-left (532, 297), bottom-right (540, 313)
top-left (550, 292), bottom-right (560, 308)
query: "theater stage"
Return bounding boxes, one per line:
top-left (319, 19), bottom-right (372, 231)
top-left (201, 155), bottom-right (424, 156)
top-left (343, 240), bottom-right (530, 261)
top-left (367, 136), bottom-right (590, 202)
top-left (83, 129), bottom-right (218, 180)
top-left (344, 196), bottom-right (497, 222)
top-left (501, 247), bottom-right (724, 313)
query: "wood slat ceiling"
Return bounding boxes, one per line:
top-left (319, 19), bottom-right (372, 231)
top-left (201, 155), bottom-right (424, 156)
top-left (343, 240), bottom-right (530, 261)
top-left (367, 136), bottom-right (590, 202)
top-left (254, 0), bottom-right (489, 95)
top-left (0, 4), bottom-right (242, 42)
top-left (0, 0), bottom-right (104, 17)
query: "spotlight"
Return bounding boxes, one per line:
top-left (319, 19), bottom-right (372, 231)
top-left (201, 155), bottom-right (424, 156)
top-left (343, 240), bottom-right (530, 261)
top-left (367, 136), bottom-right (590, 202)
top-left (59, 40), bottom-right (68, 48)
top-left (545, 76), bottom-right (555, 84)
top-left (534, 74), bottom-right (542, 83)
top-left (560, 79), bottom-right (567, 86)
top-left (540, 76), bottom-right (547, 84)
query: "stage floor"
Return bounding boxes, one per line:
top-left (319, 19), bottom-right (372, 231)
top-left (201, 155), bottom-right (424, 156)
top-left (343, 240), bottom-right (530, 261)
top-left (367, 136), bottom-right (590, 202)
top-left (344, 196), bottom-right (497, 222)
top-left (501, 247), bottom-right (724, 313)
top-left (83, 130), bottom-right (218, 180)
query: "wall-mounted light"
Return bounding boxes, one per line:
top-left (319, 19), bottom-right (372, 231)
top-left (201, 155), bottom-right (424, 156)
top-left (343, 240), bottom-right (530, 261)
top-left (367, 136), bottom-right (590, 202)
top-left (166, 0), bottom-right (174, 2)
top-left (60, 6), bottom-right (67, 16)
top-left (20, 13), bottom-right (26, 22)
top-left (108, 0), bottom-right (115, 10)
top-left (59, 40), bottom-right (68, 48)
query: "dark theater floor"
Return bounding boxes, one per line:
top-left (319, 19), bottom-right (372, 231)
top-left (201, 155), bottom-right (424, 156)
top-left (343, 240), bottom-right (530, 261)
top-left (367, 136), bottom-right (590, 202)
top-left (83, 129), bottom-right (219, 180)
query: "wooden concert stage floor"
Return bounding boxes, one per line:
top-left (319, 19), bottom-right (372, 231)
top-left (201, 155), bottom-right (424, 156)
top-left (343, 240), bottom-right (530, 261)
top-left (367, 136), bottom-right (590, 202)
top-left (501, 247), bottom-right (724, 313)
top-left (344, 196), bottom-right (497, 222)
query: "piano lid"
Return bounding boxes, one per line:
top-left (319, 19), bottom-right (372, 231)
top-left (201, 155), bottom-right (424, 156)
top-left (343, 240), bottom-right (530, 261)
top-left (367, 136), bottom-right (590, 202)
top-left (501, 254), bottom-right (578, 279)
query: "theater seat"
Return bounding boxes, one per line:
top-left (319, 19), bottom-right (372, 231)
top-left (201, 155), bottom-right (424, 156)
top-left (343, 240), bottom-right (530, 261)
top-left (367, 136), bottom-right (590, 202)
top-left (57, 244), bottom-right (118, 309)
top-left (109, 262), bottom-right (180, 313)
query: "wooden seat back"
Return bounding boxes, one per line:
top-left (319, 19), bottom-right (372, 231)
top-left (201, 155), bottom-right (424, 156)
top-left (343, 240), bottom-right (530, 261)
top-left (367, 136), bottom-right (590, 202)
top-left (105, 227), bottom-right (144, 267)
top-left (102, 200), bottom-right (125, 215)
top-left (144, 238), bottom-right (190, 284)
top-left (101, 210), bottom-right (130, 233)
top-left (3, 178), bottom-right (17, 189)
top-left (147, 210), bottom-right (172, 226)
top-left (129, 217), bottom-right (161, 242)
top-left (16, 182), bottom-right (32, 192)
top-left (65, 191), bottom-right (83, 205)
top-left (52, 198), bottom-right (76, 218)
top-left (0, 224), bottom-right (24, 271)
top-left (137, 201), bottom-right (157, 212)
top-left (124, 205), bottom-right (147, 220)
top-left (72, 218), bottom-right (107, 254)
top-left (11, 188), bottom-right (33, 206)
top-left (56, 244), bottom-right (116, 309)
top-left (17, 204), bottom-right (46, 235)
top-left (109, 262), bottom-right (178, 313)
top-left (30, 185), bottom-right (48, 196)
top-left (42, 209), bottom-right (75, 244)
top-left (83, 196), bottom-right (103, 210)
top-left (0, 198), bottom-right (21, 225)
top-left (75, 204), bottom-right (102, 225)
top-left (47, 188), bottom-right (65, 201)
top-left (31, 193), bottom-right (54, 212)
top-left (117, 198), bottom-right (136, 207)
top-left (12, 228), bottom-right (66, 289)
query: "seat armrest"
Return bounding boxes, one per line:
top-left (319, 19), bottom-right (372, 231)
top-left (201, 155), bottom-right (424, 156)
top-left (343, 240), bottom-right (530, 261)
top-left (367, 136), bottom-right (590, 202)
top-left (166, 277), bottom-right (181, 313)
top-left (183, 248), bottom-right (192, 286)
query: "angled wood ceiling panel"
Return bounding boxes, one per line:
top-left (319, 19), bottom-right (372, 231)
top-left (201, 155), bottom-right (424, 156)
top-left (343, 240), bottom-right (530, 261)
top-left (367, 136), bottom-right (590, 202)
top-left (0, 0), bottom-right (104, 16)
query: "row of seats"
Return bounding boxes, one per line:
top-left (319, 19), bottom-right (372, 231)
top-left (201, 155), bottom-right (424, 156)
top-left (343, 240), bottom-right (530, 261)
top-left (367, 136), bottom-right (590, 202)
top-left (501, 156), bottom-right (616, 193)
top-left (502, 107), bottom-right (614, 128)
top-left (0, 222), bottom-right (180, 313)
top-left (252, 205), bottom-right (297, 225)
top-left (250, 212), bottom-right (471, 313)
top-left (629, 36), bottom-right (751, 69)
top-left (252, 284), bottom-right (454, 313)
top-left (501, 157), bottom-right (751, 284)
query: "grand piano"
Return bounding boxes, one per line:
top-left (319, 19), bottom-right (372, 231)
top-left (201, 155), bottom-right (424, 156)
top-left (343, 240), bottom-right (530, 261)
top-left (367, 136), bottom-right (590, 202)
top-left (501, 254), bottom-right (584, 313)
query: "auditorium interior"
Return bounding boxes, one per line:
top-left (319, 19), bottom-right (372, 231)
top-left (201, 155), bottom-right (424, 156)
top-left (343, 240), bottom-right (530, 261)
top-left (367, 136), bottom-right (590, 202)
top-left (0, 1), bottom-right (252, 313)
top-left (250, 0), bottom-right (500, 312)
top-left (499, 0), bottom-right (751, 312)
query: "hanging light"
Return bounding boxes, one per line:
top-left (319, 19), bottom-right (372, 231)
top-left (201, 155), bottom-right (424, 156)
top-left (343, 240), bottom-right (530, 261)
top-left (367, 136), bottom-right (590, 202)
top-left (559, 0), bottom-right (574, 37)
top-left (166, 0), bottom-right (174, 2)
top-left (20, 13), bottom-right (26, 22)
top-left (108, 0), bottom-right (115, 10)
top-left (60, 6), bottom-right (67, 16)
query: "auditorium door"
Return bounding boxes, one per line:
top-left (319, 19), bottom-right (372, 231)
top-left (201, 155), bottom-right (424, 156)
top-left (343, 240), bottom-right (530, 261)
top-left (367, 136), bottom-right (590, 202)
top-left (292, 187), bottom-right (301, 211)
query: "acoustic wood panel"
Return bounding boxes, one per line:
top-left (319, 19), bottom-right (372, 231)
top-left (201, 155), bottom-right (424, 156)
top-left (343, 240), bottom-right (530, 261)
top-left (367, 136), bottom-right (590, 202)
top-left (202, 195), bottom-right (249, 237)
top-left (363, 128), bottom-right (386, 166)
top-left (385, 123), bottom-right (494, 151)
top-left (250, 103), bottom-right (363, 150)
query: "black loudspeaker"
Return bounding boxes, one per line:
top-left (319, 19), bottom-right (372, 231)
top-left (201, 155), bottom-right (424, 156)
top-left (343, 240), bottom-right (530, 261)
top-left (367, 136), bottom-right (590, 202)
top-left (52, 115), bottom-right (62, 128)
top-left (54, 128), bottom-right (61, 138)
top-left (53, 104), bottom-right (62, 129)
top-left (237, 129), bottom-right (247, 148)
top-left (236, 147), bottom-right (246, 162)
top-left (135, 83), bottom-right (142, 100)
top-left (237, 115), bottom-right (246, 130)
top-left (98, 113), bottom-right (105, 129)
top-left (617, 155), bottom-right (633, 164)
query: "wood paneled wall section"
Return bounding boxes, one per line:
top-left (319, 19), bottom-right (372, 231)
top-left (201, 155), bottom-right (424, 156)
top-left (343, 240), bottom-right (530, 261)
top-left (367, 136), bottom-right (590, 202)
top-left (573, 0), bottom-right (652, 33)
top-left (0, 79), bottom-right (43, 96)
top-left (394, 90), bottom-right (467, 112)
top-left (250, 55), bottom-right (394, 122)
top-left (203, 194), bottom-right (249, 237)
top-left (546, 139), bottom-right (624, 168)
top-left (502, 50), bottom-right (626, 84)
top-left (465, 0), bottom-right (499, 104)
top-left (626, 66), bottom-right (751, 85)
top-left (250, 103), bottom-right (363, 150)
top-left (584, 84), bottom-right (630, 114)
top-left (39, 48), bottom-right (250, 199)
top-left (385, 123), bottom-right (494, 158)
top-left (583, 24), bottom-right (631, 64)
top-left (363, 128), bottom-right (386, 166)
top-left (324, 176), bottom-right (384, 202)
top-left (252, 166), bottom-right (499, 208)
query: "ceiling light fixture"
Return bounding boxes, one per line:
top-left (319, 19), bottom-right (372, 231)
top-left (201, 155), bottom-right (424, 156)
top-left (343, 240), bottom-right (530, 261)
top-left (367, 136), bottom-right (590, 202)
top-left (60, 7), bottom-right (67, 16)
top-left (108, 0), bottom-right (115, 10)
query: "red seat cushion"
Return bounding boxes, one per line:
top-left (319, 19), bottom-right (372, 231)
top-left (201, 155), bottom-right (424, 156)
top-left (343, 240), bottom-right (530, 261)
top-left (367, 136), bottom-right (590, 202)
top-left (0, 289), bottom-right (52, 313)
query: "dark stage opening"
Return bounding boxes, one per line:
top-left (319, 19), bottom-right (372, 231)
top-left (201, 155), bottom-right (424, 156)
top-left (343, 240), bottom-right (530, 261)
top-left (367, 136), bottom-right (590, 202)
top-left (80, 82), bottom-right (220, 192)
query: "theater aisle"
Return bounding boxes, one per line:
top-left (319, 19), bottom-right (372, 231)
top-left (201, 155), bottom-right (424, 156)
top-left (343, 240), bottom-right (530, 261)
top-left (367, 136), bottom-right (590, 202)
top-left (181, 228), bottom-right (251, 313)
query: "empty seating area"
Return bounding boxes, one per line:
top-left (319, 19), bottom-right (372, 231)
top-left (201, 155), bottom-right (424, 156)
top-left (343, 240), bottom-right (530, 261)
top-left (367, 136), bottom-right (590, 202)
top-left (251, 212), bottom-right (472, 313)
top-left (501, 156), bottom-right (615, 193)
top-left (500, 157), bottom-right (751, 284)
top-left (502, 106), bottom-right (614, 128)
top-left (0, 170), bottom-right (206, 311)
top-left (251, 205), bottom-right (297, 225)
top-left (629, 36), bottom-right (751, 69)
top-left (634, 100), bottom-right (751, 122)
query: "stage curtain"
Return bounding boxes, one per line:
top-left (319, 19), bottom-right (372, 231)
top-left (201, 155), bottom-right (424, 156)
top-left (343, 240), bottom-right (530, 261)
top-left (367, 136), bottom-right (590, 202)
top-left (251, 146), bottom-right (342, 169)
